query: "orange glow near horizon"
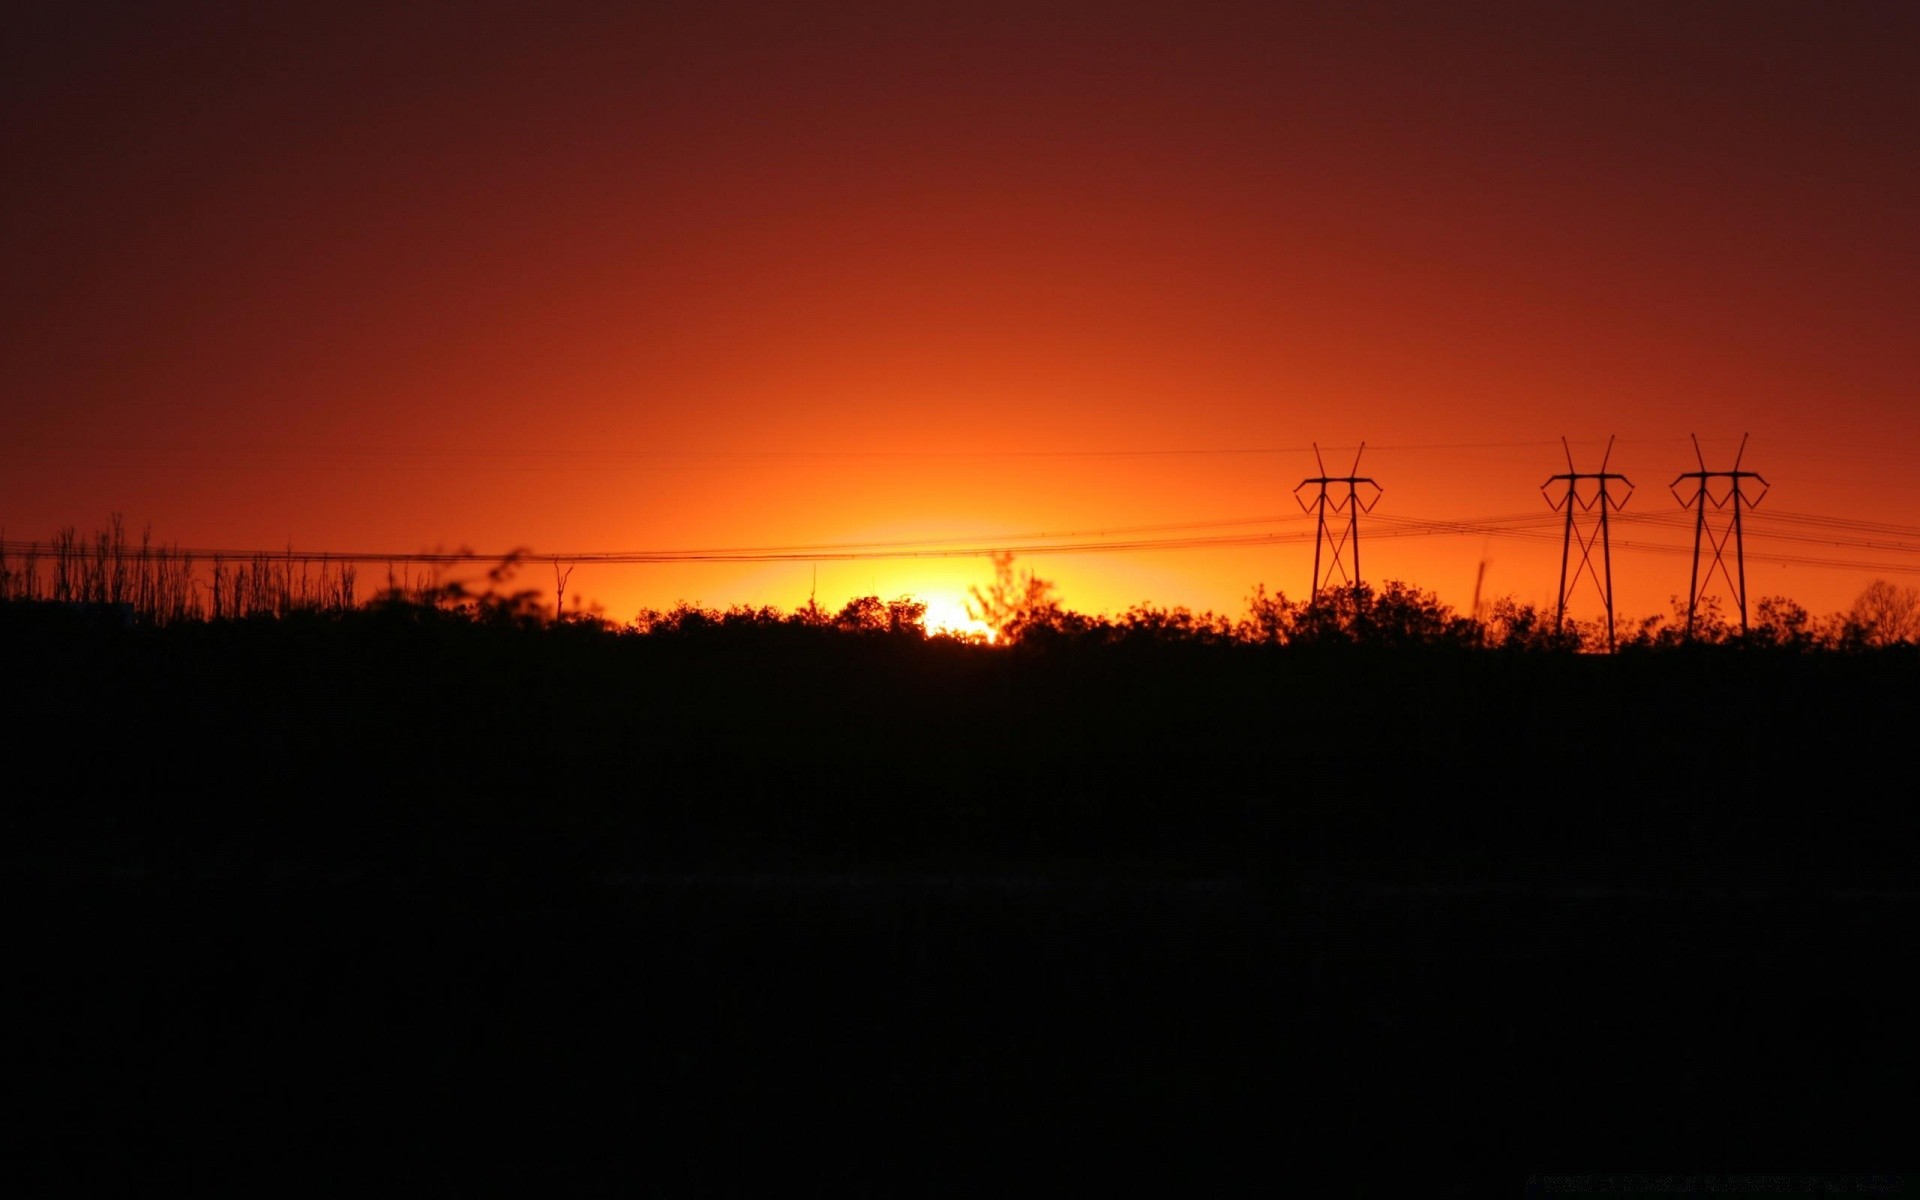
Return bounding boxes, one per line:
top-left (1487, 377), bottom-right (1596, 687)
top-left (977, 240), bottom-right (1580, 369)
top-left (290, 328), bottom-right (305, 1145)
top-left (4, 5), bottom-right (1916, 629)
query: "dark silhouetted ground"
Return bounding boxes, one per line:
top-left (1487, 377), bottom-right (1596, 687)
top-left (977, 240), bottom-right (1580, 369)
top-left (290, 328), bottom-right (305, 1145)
top-left (6, 613), bottom-right (1914, 1191)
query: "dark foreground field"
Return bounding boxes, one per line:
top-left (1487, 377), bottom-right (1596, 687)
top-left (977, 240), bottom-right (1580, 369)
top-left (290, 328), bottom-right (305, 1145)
top-left (7, 613), bottom-right (1916, 1192)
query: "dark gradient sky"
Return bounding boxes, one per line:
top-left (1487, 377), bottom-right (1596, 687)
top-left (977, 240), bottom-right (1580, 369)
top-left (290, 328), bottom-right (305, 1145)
top-left (7, 1), bottom-right (1917, 626)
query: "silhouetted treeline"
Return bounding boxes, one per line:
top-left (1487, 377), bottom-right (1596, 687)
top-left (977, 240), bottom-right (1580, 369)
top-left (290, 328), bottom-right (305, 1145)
top-left (7, 535), bottom-right (1918, 1191)
top-left (10, 518), bottom-right (1920, 648)
top-left (9, 581), bottom-right (1916, 881)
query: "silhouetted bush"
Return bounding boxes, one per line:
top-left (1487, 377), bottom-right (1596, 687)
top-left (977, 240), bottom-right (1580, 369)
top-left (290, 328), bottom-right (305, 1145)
top-left (4, 523), bottom-right (1904, 658)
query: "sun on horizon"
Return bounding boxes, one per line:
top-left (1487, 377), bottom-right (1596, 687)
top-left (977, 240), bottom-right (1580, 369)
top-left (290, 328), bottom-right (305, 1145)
top-left (921, 594), bottom-right (996, 642)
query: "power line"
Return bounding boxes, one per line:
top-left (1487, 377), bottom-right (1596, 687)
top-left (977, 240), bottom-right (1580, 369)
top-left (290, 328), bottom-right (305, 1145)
top-left (7, 437), bottom-right (1584, 464)
top-left (8, 504), bottom-right (1920, 575)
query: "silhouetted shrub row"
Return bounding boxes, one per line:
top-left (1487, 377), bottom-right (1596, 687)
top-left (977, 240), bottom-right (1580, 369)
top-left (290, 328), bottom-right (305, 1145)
top-left (7, 521), bottom-right (1917, 650)
top-left (627, 580), bottom-right (1905, 655)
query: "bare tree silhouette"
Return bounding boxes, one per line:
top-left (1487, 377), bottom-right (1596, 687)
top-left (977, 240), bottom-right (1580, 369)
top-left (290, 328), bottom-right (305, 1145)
top-left (965, 553), bottom-right (1064, 642)
top-left (1849, 579), bottom-right (1920, 645)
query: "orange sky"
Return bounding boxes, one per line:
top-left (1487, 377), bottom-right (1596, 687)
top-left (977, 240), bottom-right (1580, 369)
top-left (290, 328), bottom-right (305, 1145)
top-left (6, 2), bottom-right (1917, 628)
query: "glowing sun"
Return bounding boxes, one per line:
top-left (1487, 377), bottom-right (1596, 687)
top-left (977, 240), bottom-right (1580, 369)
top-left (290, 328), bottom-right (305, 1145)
top-left (921, 594), bottom-right (995, 641)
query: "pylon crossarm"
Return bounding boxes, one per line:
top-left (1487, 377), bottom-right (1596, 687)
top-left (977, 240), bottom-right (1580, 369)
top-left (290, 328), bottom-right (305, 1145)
top-left (1744, 480), bottom-right (1769, 508)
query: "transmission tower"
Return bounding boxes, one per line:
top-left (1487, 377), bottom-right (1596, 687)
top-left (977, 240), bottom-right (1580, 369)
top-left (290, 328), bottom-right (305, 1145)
top-left (1543, 436), bottom-right (1633, 650)
top-left (1671, 432), bottom-right (1768, 638)
top-left (1294, 442), bottom-right (1381, 600)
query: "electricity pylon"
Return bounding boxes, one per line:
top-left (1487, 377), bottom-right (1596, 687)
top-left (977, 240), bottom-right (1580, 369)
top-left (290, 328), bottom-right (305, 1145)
top-left (1670, 432), bottom-right (1768, 638)
top-left (1543, 436), bottom-right (1633, 650)
top-left (1294, 442), bottom-right (1381, 601)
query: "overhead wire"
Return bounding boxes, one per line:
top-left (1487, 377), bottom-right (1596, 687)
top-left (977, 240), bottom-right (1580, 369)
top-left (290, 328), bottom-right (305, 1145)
top-left (7, 501), bottom-right (1920, 575)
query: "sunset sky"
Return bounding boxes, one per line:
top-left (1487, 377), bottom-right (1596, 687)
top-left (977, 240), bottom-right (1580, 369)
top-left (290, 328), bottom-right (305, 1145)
top-left (6, 1), bottom-right (1917, 629)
